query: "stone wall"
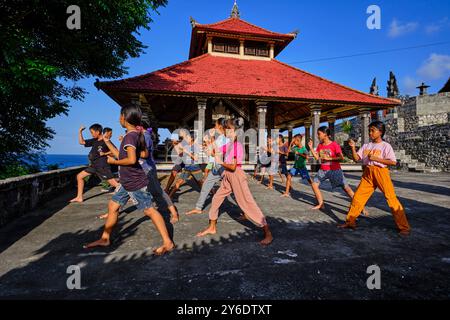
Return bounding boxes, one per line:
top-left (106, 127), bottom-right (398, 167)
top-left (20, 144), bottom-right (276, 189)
top-left (0, 166), bottom-right (86, 227)
top-left (385, 119), bottom-right (450, 171)
top-left (416, 92), bottom-right (450, 116)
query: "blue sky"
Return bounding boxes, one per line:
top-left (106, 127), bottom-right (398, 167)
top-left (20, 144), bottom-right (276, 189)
top-left (46, 0), bottom-right (450, 154)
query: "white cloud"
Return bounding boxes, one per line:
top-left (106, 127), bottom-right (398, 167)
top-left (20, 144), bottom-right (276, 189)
top-left (425, 24), bottom-right (441, 34)
top-left (425, 17), bottom-right (449, 35)
top-left (417, 53), bottom-right (450, 80)
top-left (402, 76), bottom-right (419, 95)
top-left (388, 19), bottom-right (419, 38)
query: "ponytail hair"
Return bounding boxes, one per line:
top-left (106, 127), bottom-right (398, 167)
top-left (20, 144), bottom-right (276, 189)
top-left (318, 126), bottom-right (331, 138)
top-left (120, 104), bottom-right (147, 151)
top-left (121, 104), bottom-right (142, 127)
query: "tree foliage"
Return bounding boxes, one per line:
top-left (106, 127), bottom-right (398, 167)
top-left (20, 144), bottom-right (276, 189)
top-left (0, 0), bottom-right (167, 175)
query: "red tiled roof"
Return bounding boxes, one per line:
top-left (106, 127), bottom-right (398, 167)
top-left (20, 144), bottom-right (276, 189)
top-left (194, 17), bottom-right (295, 40)
top-left (98, 54), bottom-right (399, 106)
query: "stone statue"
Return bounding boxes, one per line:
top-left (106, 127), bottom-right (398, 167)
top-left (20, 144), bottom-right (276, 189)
top-left (387, 71), bottom-right (399, 98)
top-left (370, 77), bottom-right (379, 96)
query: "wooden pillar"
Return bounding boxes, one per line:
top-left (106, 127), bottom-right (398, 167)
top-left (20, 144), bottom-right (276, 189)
top-left (269, 43), bottom-right (275, 59)
top-left (310, 105), bottom-right (322, 149)
top-left (196, 97), bottom-right (207, 135)
top-left (360, 109), bottom-right (371, 145)
top-left (256, 101), bottom-right (268, 150)
top-left (287, 124), bottom-right (294, 145)
top-left (239, 40), bottom-right (245, 57)
top-left (327, 113), bottom-right (337, 140)
top-left (207, 36), bottom-right (213, 54)
top-left (196, 97), bottom-right (208, 163)
top-left (304, 120), bottom-right (311, 144)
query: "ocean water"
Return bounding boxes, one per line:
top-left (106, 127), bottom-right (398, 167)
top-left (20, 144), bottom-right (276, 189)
top-left (44, 154), bottom-right (88, 169)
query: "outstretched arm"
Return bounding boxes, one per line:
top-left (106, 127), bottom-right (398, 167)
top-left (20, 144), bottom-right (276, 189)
top-left (107, 146), bottom-right (137, 166)
top-left (104, 138), bottom-right (119, 159)
top-left (78, 126), bottom-right (86, 145)
top-left (349, 139), bottom-right (361, 162)
top-left (307, 140), bottom-right (319, 160)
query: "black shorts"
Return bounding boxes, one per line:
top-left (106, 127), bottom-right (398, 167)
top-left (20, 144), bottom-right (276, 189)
top-left (85, 166), bottom-right (114, 180)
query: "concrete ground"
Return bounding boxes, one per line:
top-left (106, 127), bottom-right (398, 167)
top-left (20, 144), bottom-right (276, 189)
top-left (0, 171), bottom-right (449, 299)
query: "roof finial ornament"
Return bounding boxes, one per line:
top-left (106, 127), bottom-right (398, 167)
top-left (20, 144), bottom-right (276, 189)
top-left (290, 29), bottom-right (300, 38)
top-left (231, 0), bottom-right (240, 18)
top-left (190, 16), bottom-right (197, 28)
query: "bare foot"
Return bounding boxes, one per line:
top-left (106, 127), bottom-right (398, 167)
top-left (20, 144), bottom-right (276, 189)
top-left (97, 213), bottom-right (108, 219)
top-left (170, 213), bottom-right (179, 224)
top-left (153, 242), bottom-right (175, 256)
top-left (83, 238), bottom-right (110, 249)
top-left (186, 209), bottom-right (203, 216)
top-left (363, 208), bottom-right (369, 216)
top-left (266, 186), bottom-right (273, 190)
top-left (70, 197), bottom-right (83, 203)
top-left (280, 193), bottom-right (290, 198)
top-left (311, 203), bottom-right (324, 210)
top-left (260, 233), bottom-right (273, 246)
top-left (196, 227), bottom-right (217, 237)
top-left (337, 222), bottom-right (356, 229)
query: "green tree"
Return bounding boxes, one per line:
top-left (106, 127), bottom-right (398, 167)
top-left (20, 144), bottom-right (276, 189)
top-left (342, 120), bottom-right (353, 135)
top-left (0, 0), bottom-right (167, 174)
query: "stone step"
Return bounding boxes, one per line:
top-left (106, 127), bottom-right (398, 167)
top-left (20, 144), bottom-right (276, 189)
top-left (396, 150), bottom-right (406, 157)
top-left (423, 168), bottom-right (441, 173)
top-left (394, 149), bottom-right (439, 173)
top-left (409, 166), bottom-right (425, 173)
top-left (403, 155), bottom-right (412, 162)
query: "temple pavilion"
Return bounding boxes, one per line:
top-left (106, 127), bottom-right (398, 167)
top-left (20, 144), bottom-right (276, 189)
top-left (95, 2), bottom-right (400, 153)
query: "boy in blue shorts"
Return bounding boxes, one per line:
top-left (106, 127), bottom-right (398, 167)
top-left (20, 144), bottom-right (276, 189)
top-left (281, 134), bottom-right (313, 197)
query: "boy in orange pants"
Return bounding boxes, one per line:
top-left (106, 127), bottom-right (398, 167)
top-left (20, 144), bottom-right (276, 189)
top-left (339, 121), bottom-right (410, 235)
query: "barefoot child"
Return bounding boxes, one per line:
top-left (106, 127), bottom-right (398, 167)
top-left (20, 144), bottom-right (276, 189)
top-left (70, 124), bottom-right (119, 203)
top-left (282, 134), bottom-right (313, 197)
top-left (197, 118), bottom-right (273, 245)
top-left (84, 105), bottom-right (174, 255)
top-left (266, 137), bottom-right (285, 190)
top-left (258, 140), bottom-right (272, 185)
top-left (202, 129), bottom-right (217, 181)
top-left (186, 118), bottom-right (229, 215)
top-left (140, 122), bottom-right (179, 224)
top-left (308, 126), bottom-right (367, 214)
top-left (164, 136), bottom-right (185, 193)
top-left (338, 121), bottom-right (410, 235)
top-left (168, 130), bottom-right (203, 199)
top-left (277, 135), bottom-right (289, 185)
